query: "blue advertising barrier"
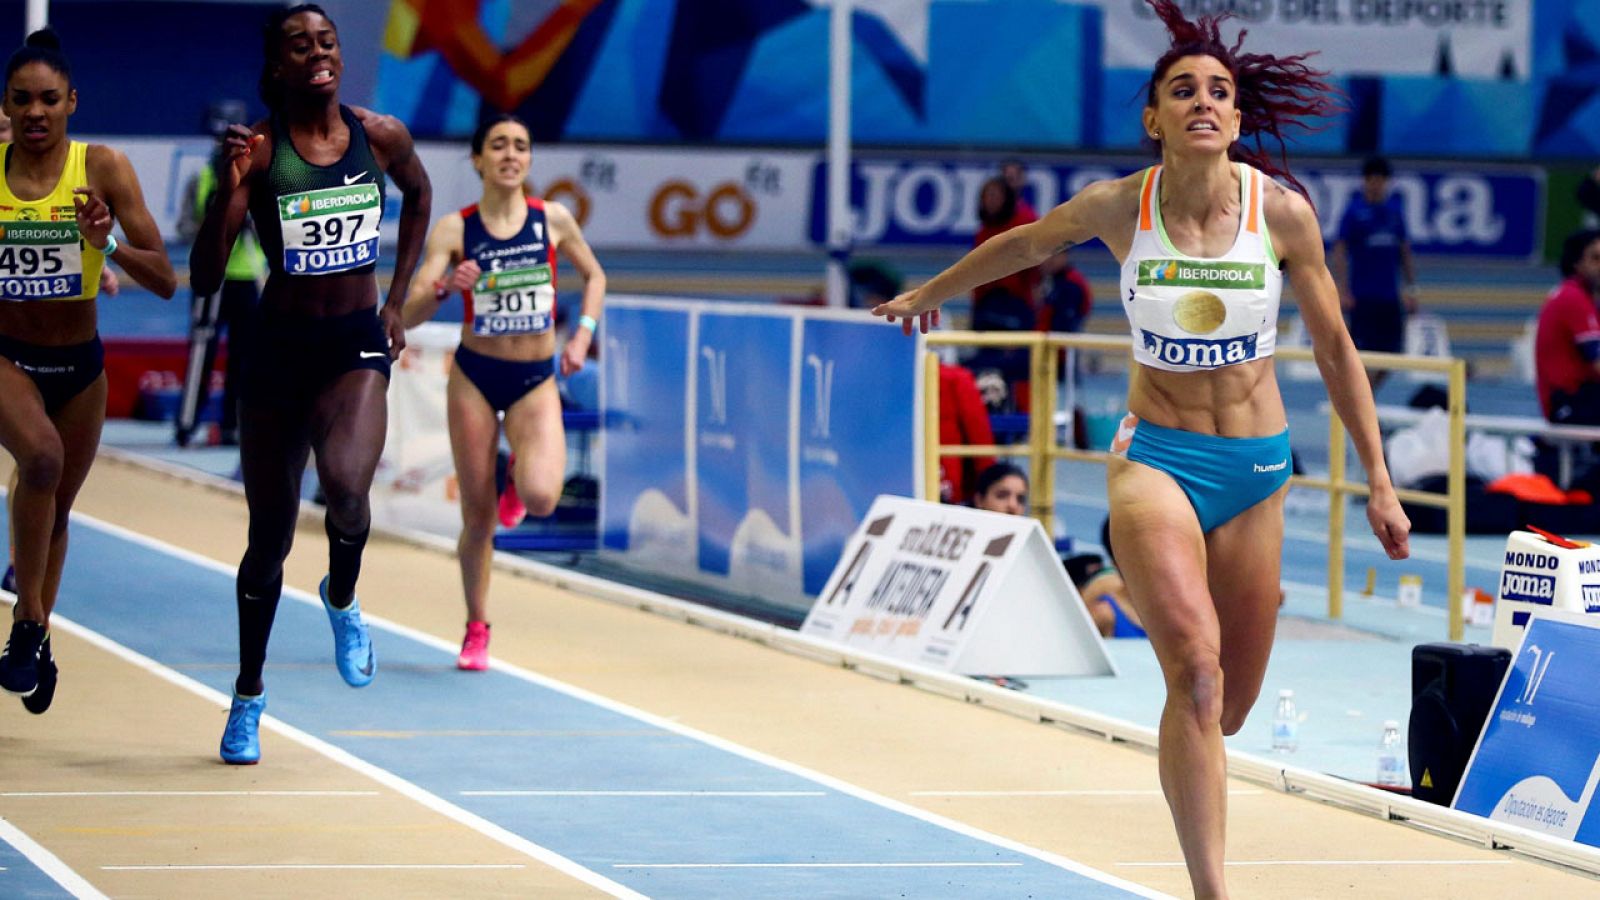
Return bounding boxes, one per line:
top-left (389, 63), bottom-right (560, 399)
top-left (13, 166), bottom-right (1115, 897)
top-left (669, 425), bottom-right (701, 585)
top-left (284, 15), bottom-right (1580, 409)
top-left (694, 312), bottom-right (795, 586)
top-left (808, 157), bottom-right (1544, 261)
top-left (599, 297), bottom-right (922, 613)
top-left (1455, 609), bottom-right (1600, 847)
top-left (599, 304), bottom-right (693, 559)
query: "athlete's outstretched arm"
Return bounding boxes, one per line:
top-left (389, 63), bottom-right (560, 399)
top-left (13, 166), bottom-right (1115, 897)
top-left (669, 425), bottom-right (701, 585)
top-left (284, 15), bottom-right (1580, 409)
top-left (873, 176), bottom-right (1133, 334)
top-left (1271, 182), bottom-right (1410, 560)
top-left (366, 112), bottom-right (433, 359)
top-left (85, 146), bottom-right (177, 299)
top-left (190, 123), bottom-right (262, 297)
top-left (549, 201), bottom-right (605, 377)
top-left (403, 212), bottom-right (465, 329)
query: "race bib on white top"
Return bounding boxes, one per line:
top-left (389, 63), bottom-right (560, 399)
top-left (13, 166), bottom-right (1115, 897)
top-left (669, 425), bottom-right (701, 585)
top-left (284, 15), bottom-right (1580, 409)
top-left (471, 264), bottom-right (554, 336)
top-left (278, 183), bottom-right (382, 275)
top-left (0, 221), bottom-right (83, 300)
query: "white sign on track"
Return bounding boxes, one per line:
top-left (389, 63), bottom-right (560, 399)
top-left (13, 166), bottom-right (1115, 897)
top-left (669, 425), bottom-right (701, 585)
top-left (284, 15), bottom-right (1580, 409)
top-left (801, 495), bottom-right (1114, 677)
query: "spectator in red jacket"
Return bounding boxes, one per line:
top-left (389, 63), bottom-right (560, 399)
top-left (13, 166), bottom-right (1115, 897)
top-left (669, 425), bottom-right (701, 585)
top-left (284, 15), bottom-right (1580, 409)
top-left (939, 362), bottom-right (997, 504)
top-left (1536, 230), bottom-right (1600, 425)
top-left (971, 176), bottom-right (1039, 317)
top-left (1001, 158), bottom-right (1038, 220)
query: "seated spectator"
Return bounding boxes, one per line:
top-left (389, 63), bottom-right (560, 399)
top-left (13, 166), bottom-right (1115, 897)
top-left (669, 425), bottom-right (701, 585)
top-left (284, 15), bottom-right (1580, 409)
top-left (970, 462), bottom-right (1027, 516)
top-left (1536, 229), bottom-right (1600, 426)
top-left (939, 364), bottom-right (997, 505)
top-left (1062, 517), bottom-right (1147, 640)
top-left (973, 471), bottom-right (1155, 638)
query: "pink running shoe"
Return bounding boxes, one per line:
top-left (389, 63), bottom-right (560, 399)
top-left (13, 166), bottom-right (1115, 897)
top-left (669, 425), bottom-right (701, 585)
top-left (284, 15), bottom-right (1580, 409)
top-left (497, 461), bottom-right (526, 528)
top-left (458, 621), bottom-right (491, 671)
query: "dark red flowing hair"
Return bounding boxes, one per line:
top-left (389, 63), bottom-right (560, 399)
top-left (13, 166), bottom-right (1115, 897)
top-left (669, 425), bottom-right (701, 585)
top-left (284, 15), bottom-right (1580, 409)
top-left (1142, 0), bottom-right (1340, 198)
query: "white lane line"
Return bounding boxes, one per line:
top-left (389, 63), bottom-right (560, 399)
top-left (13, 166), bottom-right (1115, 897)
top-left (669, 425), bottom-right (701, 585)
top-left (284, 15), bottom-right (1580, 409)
top-left (0, 815), bottom-right (108, 899)
top-left (103, 864), bottom-right (527, 872)
top-left (41, 611), bottom-right (642, 900)
top-left (614, 862), bottom-right (1024, 870)
top-left (332, 729), bottom-right (663, 738)
top-left (462, 790), bottom-right (826, 798)
top-left (911, 789), bottom-right (1263, 798)
top-left (3, 791), bottom-right (379, 798)
top-left (1118, 860), bottom-right (1515, 868)
top-left (76, 511), bottom-right (1169, 900)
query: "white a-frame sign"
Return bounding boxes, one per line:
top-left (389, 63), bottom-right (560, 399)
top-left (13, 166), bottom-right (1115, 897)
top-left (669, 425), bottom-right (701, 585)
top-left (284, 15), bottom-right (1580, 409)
top-left (801, 495), bottom-right (1115, 677)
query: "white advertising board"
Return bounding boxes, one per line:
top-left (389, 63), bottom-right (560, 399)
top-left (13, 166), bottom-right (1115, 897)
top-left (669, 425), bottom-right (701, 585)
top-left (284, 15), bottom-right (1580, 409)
top-left (1491, 530), bottom-right (1600, 651)
top-left (801, 495), bottom-right (1115, 677)
top-left (417, 144), bottom-right (815, 251)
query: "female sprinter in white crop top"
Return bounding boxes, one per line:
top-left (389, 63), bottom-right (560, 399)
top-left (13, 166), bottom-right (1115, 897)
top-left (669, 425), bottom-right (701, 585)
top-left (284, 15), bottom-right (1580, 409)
top-left (872, 3), bottom-right (1411, 897)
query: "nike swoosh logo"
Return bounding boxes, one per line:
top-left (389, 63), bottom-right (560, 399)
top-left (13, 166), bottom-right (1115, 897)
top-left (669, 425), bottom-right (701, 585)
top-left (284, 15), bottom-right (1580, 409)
top-left (344, 171), bottom-right (367, 185)
top-left (359, 351), bottom-right (386, 359)
top-left (359, 650), bottom-right (375, 677)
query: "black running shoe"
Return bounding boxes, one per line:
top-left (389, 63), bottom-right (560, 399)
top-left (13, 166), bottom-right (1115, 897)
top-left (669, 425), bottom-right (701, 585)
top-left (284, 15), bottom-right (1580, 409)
top-left (0, 619), bottom-right (45, 696)
top-left (22, 633), bottom-right (56, 714)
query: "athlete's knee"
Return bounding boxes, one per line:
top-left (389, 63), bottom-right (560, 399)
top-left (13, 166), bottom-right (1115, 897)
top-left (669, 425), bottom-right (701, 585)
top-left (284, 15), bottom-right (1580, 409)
top-left (238, 551), bottom-right (285, 590)
top-left (320, 482), bottom-right (369, 530)
top-left (518, 483), bottom-right (560, 519)
top-left (1169, 648), bottom-right (1226, 726)
top-left (459, 505), bottom-right (496, 542)
top-left (13, 437), bottom-right (65, 494)
top-left (245, 521), bottom-right (296, 566)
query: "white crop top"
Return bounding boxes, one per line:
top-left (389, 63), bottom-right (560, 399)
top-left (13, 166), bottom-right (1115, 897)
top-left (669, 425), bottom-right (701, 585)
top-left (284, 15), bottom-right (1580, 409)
top-left (1118, 163), bottom-right (1282, 372)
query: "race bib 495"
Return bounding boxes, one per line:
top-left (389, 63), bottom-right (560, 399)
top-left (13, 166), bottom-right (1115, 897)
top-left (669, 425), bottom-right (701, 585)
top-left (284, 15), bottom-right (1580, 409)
top-left (278, 184), bottom-right (382, 275)
top-left (0, 221), bottom-right (84, 301)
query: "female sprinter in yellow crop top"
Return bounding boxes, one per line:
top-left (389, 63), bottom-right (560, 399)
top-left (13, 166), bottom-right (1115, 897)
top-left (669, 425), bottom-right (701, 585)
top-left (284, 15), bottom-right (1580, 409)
top-left (0, 28), bottom-right (176, 710)
top-left (873, 3), bottom-right (1410, 897)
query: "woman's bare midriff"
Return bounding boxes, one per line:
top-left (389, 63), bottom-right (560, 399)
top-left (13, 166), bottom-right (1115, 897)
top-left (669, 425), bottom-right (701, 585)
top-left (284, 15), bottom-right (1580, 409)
top-left (458, 329), bottom-right (555, 363)
top-left (1127, 356), bottom-right (1286, 437)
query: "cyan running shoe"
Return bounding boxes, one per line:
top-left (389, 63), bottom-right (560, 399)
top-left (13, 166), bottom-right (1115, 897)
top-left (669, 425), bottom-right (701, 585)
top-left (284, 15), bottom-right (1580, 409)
top-left (320, 576), bottom-right (375, 687)
top-left (21, 633), bottom-right (56, 714)
top-left (0, 619), bottom-right (45, 696)
top-left (220, 690), bottom-right (266, 765)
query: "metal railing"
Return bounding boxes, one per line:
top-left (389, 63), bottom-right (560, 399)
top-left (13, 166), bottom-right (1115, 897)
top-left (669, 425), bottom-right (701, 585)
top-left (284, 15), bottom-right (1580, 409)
top-left (922, 331), bottom-right (1469, 640)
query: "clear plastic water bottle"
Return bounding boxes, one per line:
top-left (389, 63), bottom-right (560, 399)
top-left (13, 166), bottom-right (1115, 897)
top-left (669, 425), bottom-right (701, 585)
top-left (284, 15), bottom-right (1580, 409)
top-left (1376, 720), bottom-right (1406, 787)
top-left (1271, 689), bottom-right (1298, 753)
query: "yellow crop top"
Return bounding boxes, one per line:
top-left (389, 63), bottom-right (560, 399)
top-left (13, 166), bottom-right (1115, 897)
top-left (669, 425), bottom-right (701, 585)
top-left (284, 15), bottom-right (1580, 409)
top-left (0, 141), bottom-right (105, 301)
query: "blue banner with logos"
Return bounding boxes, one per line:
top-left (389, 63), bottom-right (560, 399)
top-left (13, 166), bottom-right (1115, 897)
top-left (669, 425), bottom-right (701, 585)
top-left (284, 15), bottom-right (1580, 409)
top-left (809, 157), bottom-right (1544, 260)
top-left (599, 304), bottom-right (693, 560)
top-left (601, 298), bottom-right (922, 614)
top-left (799, 317), bottom-right (920, 595)
top-left (1455, 611), bottom-right (1600, 846)
top-left (694, 311), bottom-right (796, 588)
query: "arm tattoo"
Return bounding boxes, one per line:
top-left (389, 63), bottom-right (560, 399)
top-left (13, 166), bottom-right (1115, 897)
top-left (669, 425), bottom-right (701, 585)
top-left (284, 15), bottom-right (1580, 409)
top-left (1052, 239), bottom-right (1077, 255)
